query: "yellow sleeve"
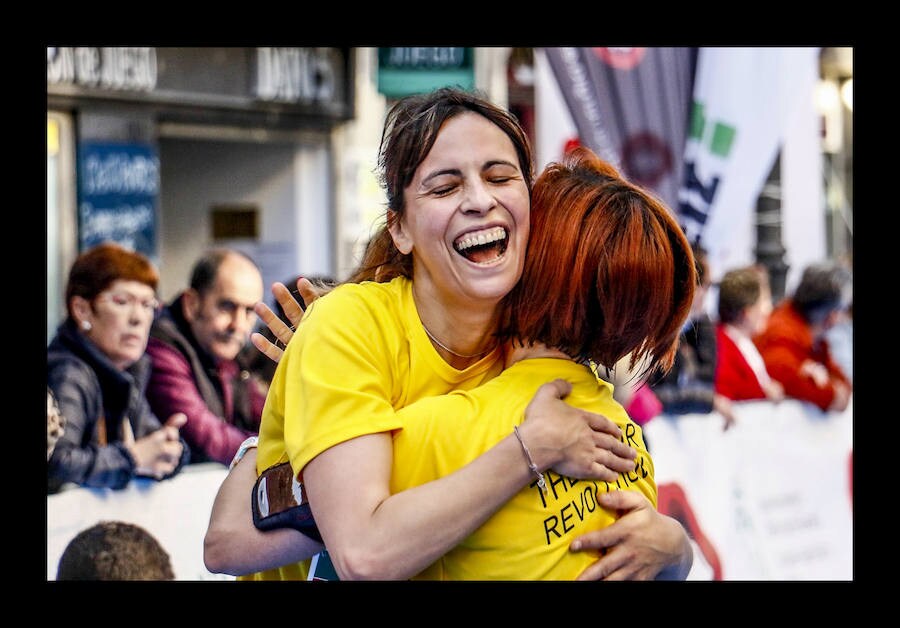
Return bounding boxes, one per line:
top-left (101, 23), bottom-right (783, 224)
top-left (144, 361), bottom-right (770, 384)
top-left (282, 284), bottom-right (406, 476)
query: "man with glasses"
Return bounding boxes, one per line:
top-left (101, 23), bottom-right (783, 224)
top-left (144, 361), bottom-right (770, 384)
top-left (146, 248), bottom-right (266, 466)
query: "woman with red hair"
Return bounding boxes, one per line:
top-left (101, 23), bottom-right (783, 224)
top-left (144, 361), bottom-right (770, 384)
top-left (383, 146), bottom-right (695, 578)
top-left (47, 242), bottom-right (189, 492)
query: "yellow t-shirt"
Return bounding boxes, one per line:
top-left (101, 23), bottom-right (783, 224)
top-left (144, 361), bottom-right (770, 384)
top-left (244, 276), bottom-right (503, 580)
top-left (392, 357), bottom-right (656, 580)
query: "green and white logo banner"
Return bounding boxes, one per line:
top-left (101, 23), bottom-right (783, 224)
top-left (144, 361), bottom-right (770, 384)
top-left (677, 47), bottom-right (821, 280)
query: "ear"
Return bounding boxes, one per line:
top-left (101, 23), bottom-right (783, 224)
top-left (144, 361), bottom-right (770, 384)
top-left (181, 288), bottom-right (201, 323)
top-left (70, 296), bottom-right (92, 328)
top-left (387, 210), bottom-right (413, 255)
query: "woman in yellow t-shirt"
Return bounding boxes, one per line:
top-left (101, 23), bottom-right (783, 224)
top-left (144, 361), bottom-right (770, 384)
top-left (204, 88), bottom-right (694, 581)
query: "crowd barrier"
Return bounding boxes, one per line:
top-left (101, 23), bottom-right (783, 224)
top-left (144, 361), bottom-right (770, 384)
top-left (47, 462), bottom-right (231, 581)
top-left (646, 397), bottom-right (853, 580)
top-left (47, 398), bottom-right (852, 581)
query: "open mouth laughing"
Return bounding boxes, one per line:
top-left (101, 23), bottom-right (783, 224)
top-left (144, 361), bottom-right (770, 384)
top-left (453, 226), bottom-right (509, 264)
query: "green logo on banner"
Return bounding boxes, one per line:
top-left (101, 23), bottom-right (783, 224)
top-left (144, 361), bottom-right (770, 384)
top-left (688, 100), bottom-right (736, 157)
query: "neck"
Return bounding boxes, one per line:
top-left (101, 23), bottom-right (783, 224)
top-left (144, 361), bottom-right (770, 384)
top-left (412, 285), bottom-right (499, 364)
top-left (505, 341), bottom-right (570, 368)
top-left (724, 322), bottom-right (749, 339)
top-left (422, 322), bottom-right (495, 359)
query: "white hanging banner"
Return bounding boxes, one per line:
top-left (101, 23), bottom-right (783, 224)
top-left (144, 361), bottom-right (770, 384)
top-left (677, 47), bottom-right (820, 281)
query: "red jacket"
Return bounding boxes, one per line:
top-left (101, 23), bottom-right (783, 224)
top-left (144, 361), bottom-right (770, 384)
top-left (754, 301), bottom-right (851, 411)
top-left (714, 324), bottom-right (767, 401)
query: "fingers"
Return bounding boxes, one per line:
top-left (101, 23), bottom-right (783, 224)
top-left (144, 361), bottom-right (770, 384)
top-left (533, 378), bottom-right (573, 402)
top-left (591, 457), bottom-right (636, 481)
top-left (574, 550), bottom-right (632, 581)
top-left (588, 445), bottom-right (637, 481)
top-left (165, 412), bottom-right (187, 429)
top-left (274, 281), bottom-right (306, 329)
top-left (597, 487), bottom-right (650, 512)
top-left (255, 300), bottom-right (293, 346)
top-left (593, 430), bottom-right (636, 460)
top-left (121, 418), bottom-right (136, 448)
top-left (295, 277), bottom-right (320, 310)
top-left (585, 412), bottom-right (623, 439)
top-left (569, 491), bottom-right (645, 553)
top-left (251, 331), bottom-right (284, 364)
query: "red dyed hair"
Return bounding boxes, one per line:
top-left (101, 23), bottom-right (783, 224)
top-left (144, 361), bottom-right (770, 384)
top-left (499, 147), bottom-right (696, 377)
top-left (65, 241), bottom-right (159, 319)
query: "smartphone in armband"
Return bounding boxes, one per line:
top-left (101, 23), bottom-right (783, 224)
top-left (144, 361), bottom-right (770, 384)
top-left (251, 462), bottom-right (323, 544)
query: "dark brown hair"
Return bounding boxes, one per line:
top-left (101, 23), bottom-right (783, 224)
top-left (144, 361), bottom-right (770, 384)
top-left (792, 261), bottom-right (852, 325)
top-left (499, 147), bottom-right (696, 378)
top-left (65, 242), bottom-right (158, 319)
top-left (189, 248), bottom-right (260, 296)
top-left (347, 87), bottom-right (534, 284)
top-left (718, 265), bottom-right (768, 324)
top-left (56, 520), bottom-right (174, 581)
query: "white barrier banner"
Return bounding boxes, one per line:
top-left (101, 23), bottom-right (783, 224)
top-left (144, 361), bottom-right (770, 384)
top-left (48, 400), bottom-right (852, 581)
top-left (645, 397), bottom-right (852, 580)
top-left (47, 463), bottom-right (231, 581)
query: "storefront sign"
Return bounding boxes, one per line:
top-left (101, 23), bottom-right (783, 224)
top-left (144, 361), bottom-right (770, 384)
top-left (377, 47), bottom-right (473, 97)
top-left (48, 47), bottom-right (353, 121)
top-left (77, 141), bottom-right (159, 258)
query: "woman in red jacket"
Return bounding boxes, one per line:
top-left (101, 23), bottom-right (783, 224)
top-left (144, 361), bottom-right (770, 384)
top-left (754, 262), bottom-right (852, 412)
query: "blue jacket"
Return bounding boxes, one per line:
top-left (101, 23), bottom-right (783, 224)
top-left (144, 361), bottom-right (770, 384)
top-left (47, 318), bottom-right (190, 493)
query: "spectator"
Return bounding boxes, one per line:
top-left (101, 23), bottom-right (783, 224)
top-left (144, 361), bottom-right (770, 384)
top-left (146, 248), bottom-right (266, 466)
top-left (47, 242), bottom-right (189, 493)
top-left (755, 261), bottom-right (852, 412)
top-left (715, 265), bottom-right (784, 403)
top-left (56, 520), bottom-right (175, 580)
top-left (648, 244), bottom-right (737, 429)
top-left (47, 387), bottom-right (65, 460)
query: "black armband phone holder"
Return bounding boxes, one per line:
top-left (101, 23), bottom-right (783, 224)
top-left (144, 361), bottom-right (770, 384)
top-left (251, 462), bottom-right (323, 544)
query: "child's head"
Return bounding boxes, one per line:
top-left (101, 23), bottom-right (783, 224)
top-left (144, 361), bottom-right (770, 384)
top-left (500, 146), bottom-right (696, 378)
top-left (56, 521), bottom-right (175, 580)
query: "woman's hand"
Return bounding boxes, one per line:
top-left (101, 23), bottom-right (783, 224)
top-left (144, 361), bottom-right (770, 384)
top-left (127, 412), bottom-right (186, 479)
top-left (764, 379), bottom-right (785, 402)
top-left (570, 489), bottom-right (693, 580)
top-left (250, 277), bottom-right (321, 364)
top-left (518, 379), bottom-right (637, 483)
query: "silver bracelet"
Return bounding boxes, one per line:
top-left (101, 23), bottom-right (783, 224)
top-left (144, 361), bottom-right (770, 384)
top-left (513, 425), bottom-right (547, 493)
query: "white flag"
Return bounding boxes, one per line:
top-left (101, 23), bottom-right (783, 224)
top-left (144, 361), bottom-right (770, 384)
top-left (677, 47), bottom-right (821, 282)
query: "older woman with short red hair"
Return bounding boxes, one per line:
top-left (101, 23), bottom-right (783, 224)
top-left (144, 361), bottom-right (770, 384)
top-left (48, 242), bottom-right (189, 493)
